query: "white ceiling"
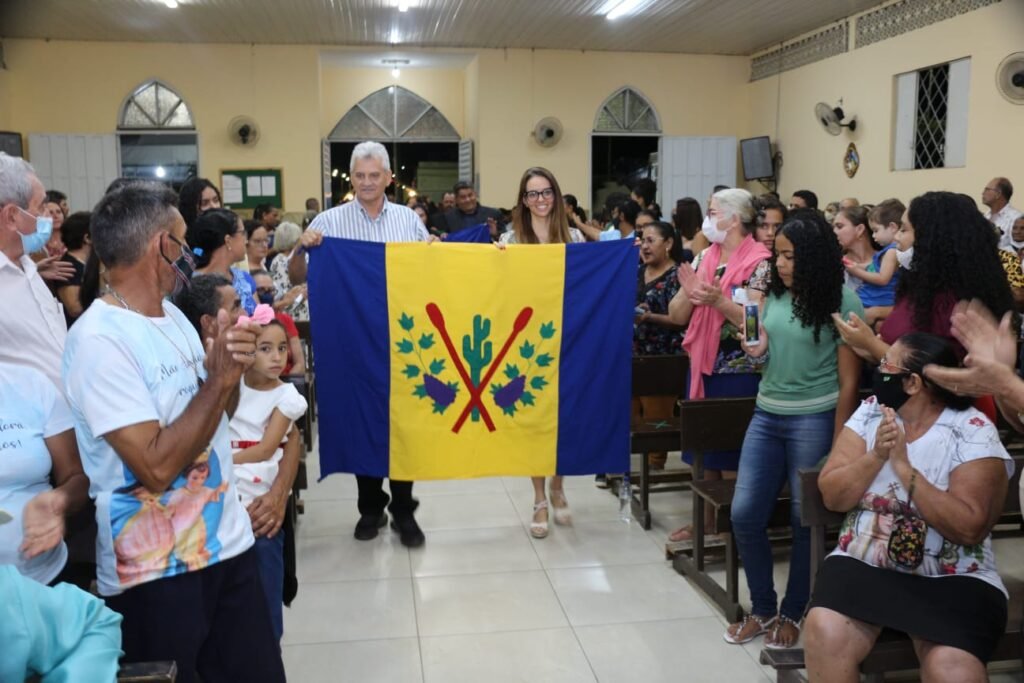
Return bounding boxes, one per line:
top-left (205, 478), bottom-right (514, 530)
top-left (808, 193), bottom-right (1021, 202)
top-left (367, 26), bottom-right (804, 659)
top-left (1, 0), bottom-right (884, 56)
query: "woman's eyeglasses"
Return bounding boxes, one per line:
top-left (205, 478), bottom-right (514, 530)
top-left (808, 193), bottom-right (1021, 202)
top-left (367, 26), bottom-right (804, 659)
top-left (879, 357), bottom-right (912, 374)
top-left (523, 188), bottom-right (555, 202)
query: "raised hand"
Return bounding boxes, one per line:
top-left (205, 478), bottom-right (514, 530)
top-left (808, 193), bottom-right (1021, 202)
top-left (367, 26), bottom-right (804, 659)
top-left (204, 309), bottom-right (258, 388)
top-left (35, 255), bottom-right (76, 283)
top-left (924, 299), bottom-right (1018, 397)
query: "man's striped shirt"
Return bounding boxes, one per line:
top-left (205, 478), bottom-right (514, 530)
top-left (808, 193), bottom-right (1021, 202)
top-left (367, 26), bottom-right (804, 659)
top-left (309, 198), bottom-right (428, 243)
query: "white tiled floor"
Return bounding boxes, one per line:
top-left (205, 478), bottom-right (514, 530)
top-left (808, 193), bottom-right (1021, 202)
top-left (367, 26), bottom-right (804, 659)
top-left (286, 443), bottom-right (1024, 682)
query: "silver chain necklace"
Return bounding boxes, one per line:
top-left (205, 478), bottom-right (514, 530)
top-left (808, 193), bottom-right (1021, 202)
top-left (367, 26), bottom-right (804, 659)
top-left (106, 286), bottom-right (204, 388)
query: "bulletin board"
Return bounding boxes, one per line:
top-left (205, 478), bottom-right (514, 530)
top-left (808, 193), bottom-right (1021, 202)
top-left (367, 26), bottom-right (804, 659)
top-left (219, 168), bottom-right (283, 210)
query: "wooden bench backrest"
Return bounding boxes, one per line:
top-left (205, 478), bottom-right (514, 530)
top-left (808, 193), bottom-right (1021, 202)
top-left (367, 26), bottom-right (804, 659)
top-left (679, 396), bottom-right (757, 453)
top-left (632, 354), bottom-right (689, 398)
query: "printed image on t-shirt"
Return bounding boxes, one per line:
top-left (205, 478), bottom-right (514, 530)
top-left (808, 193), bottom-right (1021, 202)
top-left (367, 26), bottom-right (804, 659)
top-left (110, 446), bottom-right (229, 588)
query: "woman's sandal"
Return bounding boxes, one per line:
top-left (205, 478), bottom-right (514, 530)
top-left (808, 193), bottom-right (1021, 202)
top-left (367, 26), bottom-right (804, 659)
top-left (764, 615), bottom-right (802, 649)
top-left (723, 614), bottom-right (777, 645)
top-left (549, 489), bottom-right (572, 526)
top-left (530, 500), bottom-right (550, 539)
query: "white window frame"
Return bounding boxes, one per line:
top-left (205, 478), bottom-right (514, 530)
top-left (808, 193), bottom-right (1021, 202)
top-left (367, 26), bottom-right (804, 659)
top-left (892, 57), bottom-right (970, 171)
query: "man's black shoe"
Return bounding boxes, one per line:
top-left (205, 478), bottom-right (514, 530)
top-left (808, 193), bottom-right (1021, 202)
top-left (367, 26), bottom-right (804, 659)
top-left (354, 512), bottom-right (388, 541)
top-left (390, 513), bottom-right (425, 548)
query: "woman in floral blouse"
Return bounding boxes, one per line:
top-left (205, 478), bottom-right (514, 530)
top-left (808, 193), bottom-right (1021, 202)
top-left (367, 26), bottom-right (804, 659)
top-left (633, 221), bottom-right (686, 469)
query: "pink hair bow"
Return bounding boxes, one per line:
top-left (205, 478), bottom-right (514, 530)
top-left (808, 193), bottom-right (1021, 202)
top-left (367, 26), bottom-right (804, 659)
top-left (236, 303), bottom-right (275, 327)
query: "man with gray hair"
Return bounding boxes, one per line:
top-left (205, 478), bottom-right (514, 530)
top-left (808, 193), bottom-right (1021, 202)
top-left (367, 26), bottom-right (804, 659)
top-left (295, 140), bottom-right (429, 548)
top-left (0, 152), bottom-right (76, 391)
top-left (62, 182), bottom-right (284, 681)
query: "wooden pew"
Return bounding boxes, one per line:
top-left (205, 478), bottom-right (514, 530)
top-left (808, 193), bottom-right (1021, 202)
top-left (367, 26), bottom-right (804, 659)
top-left (760, 458), bottom-right (1024, 682)
top-left (671, 396), bottom-right (795, 621)
top-left (609, 354), bottom-right (691, 529)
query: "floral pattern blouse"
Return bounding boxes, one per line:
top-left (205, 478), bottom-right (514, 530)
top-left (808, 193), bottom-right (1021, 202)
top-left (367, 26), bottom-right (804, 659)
top-left (269, 252), bottom-right (309, 322)
top-left (634, 264), bottom-right (683, 356)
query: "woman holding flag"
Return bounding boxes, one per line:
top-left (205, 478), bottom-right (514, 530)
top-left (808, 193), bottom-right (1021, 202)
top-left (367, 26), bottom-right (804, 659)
top-left (499, 167), bottom-right (585, 539)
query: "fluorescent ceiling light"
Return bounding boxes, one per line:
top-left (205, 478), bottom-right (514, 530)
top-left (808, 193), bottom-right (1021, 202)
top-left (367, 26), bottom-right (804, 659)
top-left (389, 28), bottom-right (401, 44)
top-left (391, 67), bottom-right (401, 78)
top-left (164, 0), bottom-right (179, 7)
top-left (398, 2), bottom-right (409, 11)
top-left (155, 166), bottom-right (167, 178)
top-left (604, 0), bottom-right (644, 20)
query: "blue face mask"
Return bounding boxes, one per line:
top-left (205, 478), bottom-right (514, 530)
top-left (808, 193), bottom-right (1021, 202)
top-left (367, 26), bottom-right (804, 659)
top-left (16, 206), bottom-right (53, 254)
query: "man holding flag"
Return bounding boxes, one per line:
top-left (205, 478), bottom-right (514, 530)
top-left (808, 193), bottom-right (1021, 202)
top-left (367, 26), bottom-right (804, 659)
top-left (297, 141), bottom-right (429, 548)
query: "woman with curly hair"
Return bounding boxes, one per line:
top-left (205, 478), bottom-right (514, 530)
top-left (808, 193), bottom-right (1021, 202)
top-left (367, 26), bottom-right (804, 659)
top-left (723, 210), bottom-right (864, 649)
top-left (834, 192), bottom-right (1013, 364)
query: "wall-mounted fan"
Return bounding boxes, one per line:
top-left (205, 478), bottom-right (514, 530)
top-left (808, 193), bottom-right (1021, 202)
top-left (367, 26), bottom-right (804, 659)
top-left (533, 117), bottom-right (563, 147)
top-left (228, 115), bottom-right (261, 147)
top-left (814, 101), bottom-right (857, 136)
top-left (996, 52), bottom-right (1024, 105)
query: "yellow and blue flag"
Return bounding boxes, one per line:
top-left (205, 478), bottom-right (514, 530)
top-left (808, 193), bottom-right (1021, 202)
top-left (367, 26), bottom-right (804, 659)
top-left (308, 238), bottom-right (635, 480)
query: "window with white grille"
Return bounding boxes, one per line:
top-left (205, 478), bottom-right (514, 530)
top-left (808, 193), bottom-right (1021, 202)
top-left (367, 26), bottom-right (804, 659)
top-left (893, 58), bottom-right (970, 171)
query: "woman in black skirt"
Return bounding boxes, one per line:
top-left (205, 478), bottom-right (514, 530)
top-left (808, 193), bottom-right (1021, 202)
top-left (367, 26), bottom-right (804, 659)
top-left (805, 332), bottom-right (1012, 683)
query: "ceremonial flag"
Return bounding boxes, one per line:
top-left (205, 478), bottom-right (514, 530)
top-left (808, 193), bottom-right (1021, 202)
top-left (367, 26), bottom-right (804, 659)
top-left (308, 238), bottom-right (635, 480)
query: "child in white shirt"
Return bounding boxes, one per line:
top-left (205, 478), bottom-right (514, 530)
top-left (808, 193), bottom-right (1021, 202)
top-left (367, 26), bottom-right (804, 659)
top-left (229, 316), bottom-right (307, 641)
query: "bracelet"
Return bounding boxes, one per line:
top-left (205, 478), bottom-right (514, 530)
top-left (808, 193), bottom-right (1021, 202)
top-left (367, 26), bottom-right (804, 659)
top-left (907, 468), bottom-right (918, 502)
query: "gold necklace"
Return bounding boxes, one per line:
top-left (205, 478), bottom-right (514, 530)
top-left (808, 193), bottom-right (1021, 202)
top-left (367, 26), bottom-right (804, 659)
top-left (106, 287), bottom-right (204, 388)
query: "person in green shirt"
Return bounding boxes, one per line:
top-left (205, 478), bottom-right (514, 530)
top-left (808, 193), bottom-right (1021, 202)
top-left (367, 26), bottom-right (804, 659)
top-left (723, 210), bottom-right (863, 649)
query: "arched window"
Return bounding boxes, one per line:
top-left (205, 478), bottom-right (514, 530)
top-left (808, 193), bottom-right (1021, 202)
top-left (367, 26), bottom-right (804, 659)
top-left (329, 86), bottom-right (459, 141)
top-left (118, 80), bottom-right (194, 130)
top-left (593, 87), bottom-right (661, 134)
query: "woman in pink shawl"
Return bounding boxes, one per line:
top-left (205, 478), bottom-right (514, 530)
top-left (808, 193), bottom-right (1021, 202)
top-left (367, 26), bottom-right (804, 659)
top-left (665, 189), bottom-right (772, 543)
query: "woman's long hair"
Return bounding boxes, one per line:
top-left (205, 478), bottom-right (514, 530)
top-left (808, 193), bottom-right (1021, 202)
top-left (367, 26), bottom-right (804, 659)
top-left (899, 192), bottom-right (1013, 328)
top-left (768, 209), bottom-right (844, 343)
top-left (178, 177), bottom-right (221, 231)
top-left (511, 167), bottom-right (572, 244)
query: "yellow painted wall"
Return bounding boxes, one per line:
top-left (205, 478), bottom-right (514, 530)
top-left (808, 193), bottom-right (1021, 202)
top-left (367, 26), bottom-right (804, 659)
top-left (747, 0), bottom-right (1024, 207)
top-left (1, 39), bottom-right (321, 210)
top-left (319, 64), bottom-right (466, 138)
top-left (471, 49), bottom-right (752, 210)
top-left (0, 68), bottom-right (11, 131)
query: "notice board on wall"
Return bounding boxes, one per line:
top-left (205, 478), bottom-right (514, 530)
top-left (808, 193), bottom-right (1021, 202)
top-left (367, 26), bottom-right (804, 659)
top-left (220, 168), bottom-right (283, 209)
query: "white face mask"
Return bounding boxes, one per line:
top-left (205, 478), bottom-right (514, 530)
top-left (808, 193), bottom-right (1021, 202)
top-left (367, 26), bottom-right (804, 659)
top-left (895, 246), bottom-right (914, 270)
top-left (701, 214), bottom-right (729, 244)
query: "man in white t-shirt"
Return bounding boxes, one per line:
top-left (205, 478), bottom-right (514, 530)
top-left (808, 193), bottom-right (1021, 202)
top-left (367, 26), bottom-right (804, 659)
top-left (983, 177), bottom-right (1022, 249)
top-left (63, 183), bottom-right (284, 682)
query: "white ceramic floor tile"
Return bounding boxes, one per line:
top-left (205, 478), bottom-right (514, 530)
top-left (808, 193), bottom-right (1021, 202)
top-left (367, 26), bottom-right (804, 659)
top-left (297, 532), bottom-right (410, 583)
top-left (283, 638), bottom-right (423, 683)
top-left (530, 520), bottom-right (669, 569)
top-left (300, 471), bottom-right (360, 501)
top-left (575, 618), bottom-right (770, 683)
top-left (414, 491), bottom-right (522, 531)
top-left (414, 477), bottom-right (508, 497)
top-left (421, 628), bottom-right (596, 683)
top-left (294, 499), bottom-right (358, 539)
top-left (547, 564), bottom-right (713, 627)
top-left (283, 578), bottom-right (417, 645)
top-left (414, 570), bottom-right (568, 636)
top-left (410, 525), bottom-right (541, 577)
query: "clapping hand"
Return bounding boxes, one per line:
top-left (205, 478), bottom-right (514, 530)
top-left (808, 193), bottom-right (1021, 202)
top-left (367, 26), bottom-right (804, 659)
top-left (832, 311), bottom-right (875, 352)
top-left (19, 490), bottom-right (65, 559)
top-left (873, 406), bottom-right (900, 461)
top-left (689, 276), bottom-right (723, 307)
top-left (205, 309), bottom-right (258, 386)
top-left (879, 406), bottom-right (911, 477)
top-left (35, 254), bottom-right (76, 283)
top-left (676, 262), bottom-right (700, 294)
top-left (923, 299), bottom-right (1018, 397)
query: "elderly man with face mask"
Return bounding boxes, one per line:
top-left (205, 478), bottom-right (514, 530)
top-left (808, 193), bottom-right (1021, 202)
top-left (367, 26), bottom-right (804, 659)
top-left (0, 153), bottom-right (78, 391)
